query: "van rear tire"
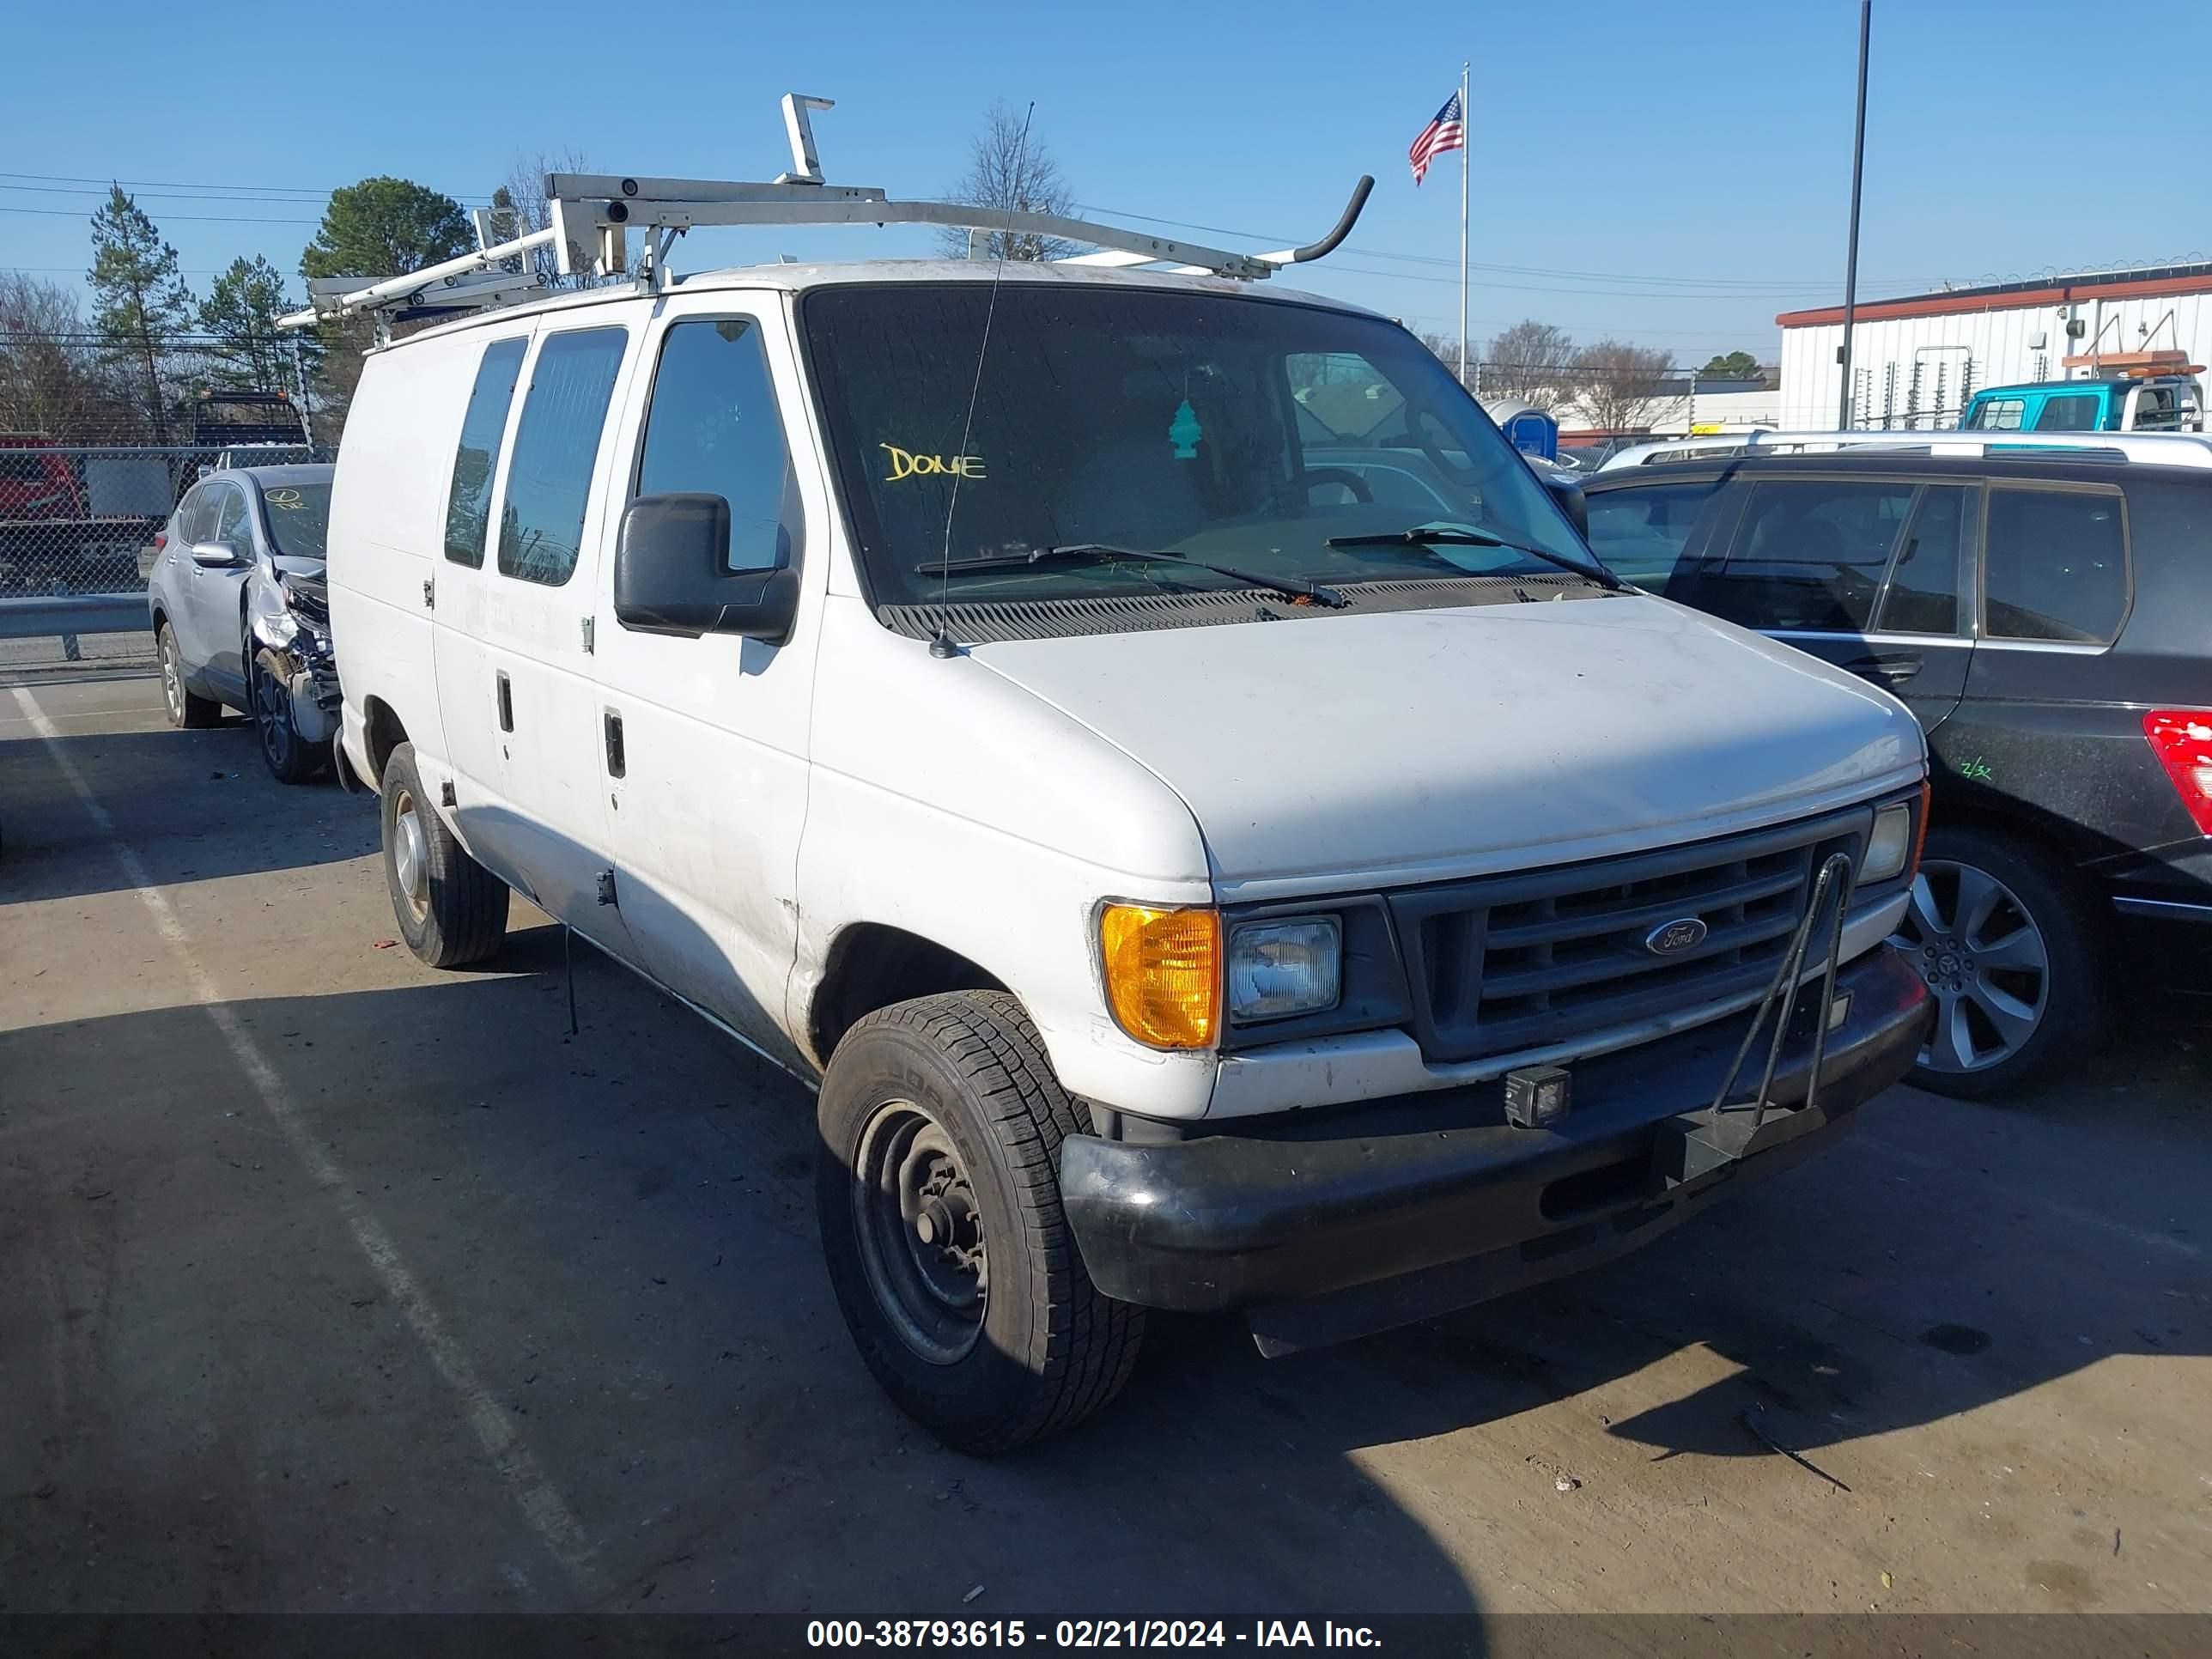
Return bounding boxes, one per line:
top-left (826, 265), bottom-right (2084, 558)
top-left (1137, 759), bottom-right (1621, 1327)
top-left (379, 741), bottom-right (508, 968)
top-left (816, 992), bottom-right (1144, 1454)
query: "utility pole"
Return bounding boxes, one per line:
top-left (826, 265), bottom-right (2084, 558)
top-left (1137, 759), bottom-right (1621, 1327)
top-left (1836, 0), bottom-right (1871, 429)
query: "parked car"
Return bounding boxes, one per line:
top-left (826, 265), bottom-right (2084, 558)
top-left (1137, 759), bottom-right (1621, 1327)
top-left (1960, 373), bottom-right (2203, 435)
top-left (329, 261), bottom-right (1931, 1450)
top-left (1583, 451), bottom-right (2212, 1097)
top-left (147, 464), bottom-right (339, 782)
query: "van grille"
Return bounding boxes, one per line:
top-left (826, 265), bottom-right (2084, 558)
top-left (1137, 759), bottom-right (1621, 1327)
top-left (1386, 811), bottom-right (1867, 1065)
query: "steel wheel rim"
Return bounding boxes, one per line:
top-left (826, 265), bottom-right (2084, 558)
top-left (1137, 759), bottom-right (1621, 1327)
top-left (161, 631), bottom-right (184, 722)
top-left (852, 1099), bottom-right (988, 1365)
top-left (1891, 858), bottom-right (2051, 1073)
top-left (391, 788), bottom-right (430, 921)
top-left (252, 659), bottom-right (290, 768)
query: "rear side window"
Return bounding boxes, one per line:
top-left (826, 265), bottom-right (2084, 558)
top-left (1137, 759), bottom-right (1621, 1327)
top-left (2033, 393), bottom-right (2100, 432)
top-left (1583, 479), bottom-right (1729, 592)
top-left (1874, 484), bottom-right (1967, 635)
top-left (444, 337), bottom-right (527, 567)
top-left (1982, 487), bottom-right (2127, 643)
top-left (635, 319), bottom-right (800, 574)
top-left (497, 327), bottom-right (628, 586)
top-left (1703, 478), bottom-right (1914, 632)
top-left (1967, 398), bottom-right (2025, 431)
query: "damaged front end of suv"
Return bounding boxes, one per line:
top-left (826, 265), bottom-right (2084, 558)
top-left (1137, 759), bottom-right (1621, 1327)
top-left (246, 560), bottom-right (340, 783)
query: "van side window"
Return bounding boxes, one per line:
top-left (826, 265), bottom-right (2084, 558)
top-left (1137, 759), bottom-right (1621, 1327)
top-left (635, 319), bottom-right (800, 573)
top-left (1873, 483), bottom-right (1966, 635)
top-left (497, 327), bottom-right (629, 587)
top-left (444, 337), bottom-right (527, 567)
top-left (1699, 478), bottom-right (1914, 632)
top-left (1983, 487), bottom-right (2127, 644)
top-left (2033, 393), bottom-right (2100, 433)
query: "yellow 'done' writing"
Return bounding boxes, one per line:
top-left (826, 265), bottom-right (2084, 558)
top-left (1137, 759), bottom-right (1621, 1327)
top-left (882, 444), bottom-right (987, 482)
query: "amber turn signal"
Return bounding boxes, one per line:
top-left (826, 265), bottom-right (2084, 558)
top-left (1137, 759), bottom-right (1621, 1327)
top-left (1098, 904), bottom-right (1221, 1049)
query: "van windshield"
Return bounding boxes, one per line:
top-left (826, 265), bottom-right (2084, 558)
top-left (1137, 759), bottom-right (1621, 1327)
top-left (801, 283), bottom-right (1598, 610)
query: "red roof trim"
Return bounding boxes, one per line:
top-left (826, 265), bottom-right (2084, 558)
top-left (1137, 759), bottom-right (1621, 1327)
top-left (1778, 270), bottom-right (2212, 329)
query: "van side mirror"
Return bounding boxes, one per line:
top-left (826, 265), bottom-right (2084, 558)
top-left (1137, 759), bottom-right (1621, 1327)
top-left (1540, 471), bottom-right (1589, 539)
top-left (191, 540), bottom-right (246, 568)
top-left (613, 493), bottom-right (799, 642)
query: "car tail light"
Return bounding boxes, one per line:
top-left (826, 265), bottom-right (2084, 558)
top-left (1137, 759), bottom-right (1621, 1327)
top-left (2143, 709), bottom-right (2212, 836)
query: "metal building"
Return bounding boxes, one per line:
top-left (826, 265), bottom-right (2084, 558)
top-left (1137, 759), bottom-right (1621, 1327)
top-left (1775, 262), bottom-right (2212, 429)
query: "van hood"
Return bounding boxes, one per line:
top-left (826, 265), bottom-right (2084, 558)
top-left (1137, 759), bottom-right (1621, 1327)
top-left (969, 597), bottom-right (1924, 900)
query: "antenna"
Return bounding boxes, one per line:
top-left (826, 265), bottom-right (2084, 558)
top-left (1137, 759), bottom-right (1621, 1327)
top-left (929, 101), bottom-right (1037, 659)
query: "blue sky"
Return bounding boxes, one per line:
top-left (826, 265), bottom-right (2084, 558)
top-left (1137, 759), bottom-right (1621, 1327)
top-left (4, 0), bottom-right (2208, 364)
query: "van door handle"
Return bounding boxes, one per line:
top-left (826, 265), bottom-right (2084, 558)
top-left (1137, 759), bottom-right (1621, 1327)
top-left (495, 671), bottom-right (514, 732)
top-left (604, 710), bottom-right (625, 778)
top-left (1845, 653), bottom-right (1921, 687)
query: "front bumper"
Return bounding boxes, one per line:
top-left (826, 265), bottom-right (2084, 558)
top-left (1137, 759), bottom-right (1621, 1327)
top-left (1061, 945), bottom-right (1930, 1353)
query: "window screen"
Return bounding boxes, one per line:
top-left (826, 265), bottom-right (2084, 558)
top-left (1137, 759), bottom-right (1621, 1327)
top-left (1983, 487), bottom-right (2127, 643)
top-left (1874, 484), bottom-right (1966, 635)
top-left (497, 327), bottom-right (628, 586)
top-left (445, 337), bottom-right (526, 567)
top-left (635, 319), bottom-right (800, 573)
top-left (2033, 393), bottom-right (2100, 433)
top-left (1701, 478), bottom-right (1913, 632)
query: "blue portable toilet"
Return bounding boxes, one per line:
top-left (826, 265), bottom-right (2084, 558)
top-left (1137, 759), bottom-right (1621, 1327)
top-left (1482, 397), bottom-right (1558, 461)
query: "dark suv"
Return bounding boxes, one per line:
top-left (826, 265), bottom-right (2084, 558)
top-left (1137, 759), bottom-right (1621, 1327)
top-left (1582, 451), bottom-right (2212, 1097)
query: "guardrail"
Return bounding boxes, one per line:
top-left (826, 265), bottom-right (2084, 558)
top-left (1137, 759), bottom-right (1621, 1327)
top-left (0, 593), bottom-right (149, 663)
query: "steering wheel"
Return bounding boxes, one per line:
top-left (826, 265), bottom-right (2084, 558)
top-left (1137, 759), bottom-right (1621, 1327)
top-left (1303, 467), bottom-right (1374, 504)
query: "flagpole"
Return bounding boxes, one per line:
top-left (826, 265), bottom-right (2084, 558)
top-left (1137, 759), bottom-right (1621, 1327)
top-left (1457, 60), bottom-right (1470, 389)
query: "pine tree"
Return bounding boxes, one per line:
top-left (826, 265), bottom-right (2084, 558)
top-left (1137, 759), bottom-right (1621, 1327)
top-left (198, 255), bottom-right (301, 391)
top-left (88, 185), bottom-right (194, 441)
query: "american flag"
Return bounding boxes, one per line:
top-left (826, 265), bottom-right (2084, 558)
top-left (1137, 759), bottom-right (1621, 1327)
top-left (1408, 89), bottom-right (1465, 186)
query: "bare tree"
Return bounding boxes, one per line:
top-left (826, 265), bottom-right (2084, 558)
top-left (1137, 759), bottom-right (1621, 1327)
top-left (490, 149), bottom-right (596, 289)
top-left (1416, 331), bottom-right (1474, 389)
top-left (1481, 319), bottom-right (1576, 409)
top-left (0, 275), bottom-right (113, 438)
top-left (1568, 339), bottom-right (1678, 435)
top-left (939, 103), bottom-right (1078, 262)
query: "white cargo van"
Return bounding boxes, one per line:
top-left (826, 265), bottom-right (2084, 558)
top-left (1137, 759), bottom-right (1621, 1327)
top-left (321, 171), bottom-right (1932, 1450)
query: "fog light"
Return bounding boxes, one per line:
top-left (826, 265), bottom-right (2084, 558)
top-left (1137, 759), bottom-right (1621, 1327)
top-left (1863, 802), bottom-right (1913, 883)
top-left (1504, 1064), bottom-right (1572, 1128)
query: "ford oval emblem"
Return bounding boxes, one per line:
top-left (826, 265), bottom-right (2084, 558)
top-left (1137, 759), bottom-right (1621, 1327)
top-left (1644, 917), bottom-right (1709, 957)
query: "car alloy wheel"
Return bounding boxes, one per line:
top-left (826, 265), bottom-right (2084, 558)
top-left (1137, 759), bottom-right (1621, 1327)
top-left (1892, 858), bottom-right (2051, 1074)
top-left (252, 656), bottom-right (292, 772)
top-left (851, 1098), bottom-right (988, 1365)
top-left (161, 630), bottom-right (185, 724)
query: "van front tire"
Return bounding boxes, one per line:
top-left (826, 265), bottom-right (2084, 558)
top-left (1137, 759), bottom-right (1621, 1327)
top-left (816, 992), bottom-right (1144, 1454)
top-left (379, 742), bottom-right (508, 968)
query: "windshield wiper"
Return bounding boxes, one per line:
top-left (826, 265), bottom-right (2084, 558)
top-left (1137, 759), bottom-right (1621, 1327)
top-left (916, 543), bottom-right (1346, 607)
top-left (1325, 524), bottom-right (1632, 592)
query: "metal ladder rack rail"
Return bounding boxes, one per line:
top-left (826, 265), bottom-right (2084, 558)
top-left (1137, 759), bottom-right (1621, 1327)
top-left (278, 93), bottom-right (1374, 337)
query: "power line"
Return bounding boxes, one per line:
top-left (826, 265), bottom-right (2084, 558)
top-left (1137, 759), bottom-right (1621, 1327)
top-left (2, 204), bottom-right (322, 225)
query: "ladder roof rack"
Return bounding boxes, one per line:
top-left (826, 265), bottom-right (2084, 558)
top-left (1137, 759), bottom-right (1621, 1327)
top-left (279, 94), bottom-right (1373, 336)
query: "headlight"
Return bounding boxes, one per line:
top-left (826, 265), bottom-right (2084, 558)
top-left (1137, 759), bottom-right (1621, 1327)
top-left (1227, 916), bottom-right (1341, 1022)
top-left (1863, 799), bottom-right (1916, 884)
top-left (1099, 904), bottom-right (1219, 1049)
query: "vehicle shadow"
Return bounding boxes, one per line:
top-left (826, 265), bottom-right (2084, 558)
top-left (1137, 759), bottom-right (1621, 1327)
top-left (5, 925), bottom-right (2205, 1617)
top-left (0, 723), bottom-right (365, 904)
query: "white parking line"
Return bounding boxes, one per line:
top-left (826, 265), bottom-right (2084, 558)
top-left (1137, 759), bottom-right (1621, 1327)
top-left (9, 683), bottom-right (608, 1601)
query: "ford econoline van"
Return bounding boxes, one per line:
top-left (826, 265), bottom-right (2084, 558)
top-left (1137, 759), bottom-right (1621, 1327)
top-left (326, 259), bottom-right (1933, 1450)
